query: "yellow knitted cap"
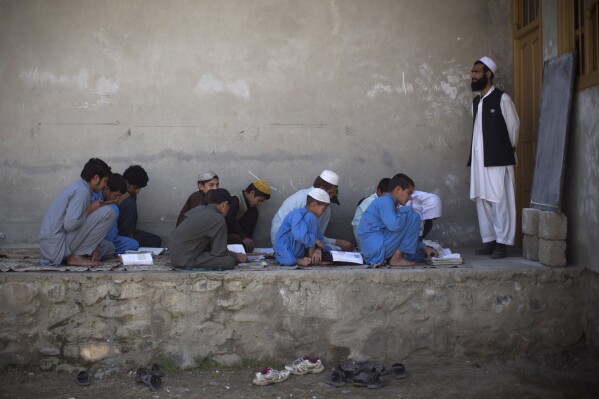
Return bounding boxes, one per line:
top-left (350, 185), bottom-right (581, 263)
top-left (252, 179), bottom-right (271, 197)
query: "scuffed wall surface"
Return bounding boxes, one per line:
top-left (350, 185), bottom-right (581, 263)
top-left (0, 0), bottom-right (513, 247)
top-left (0, 267), bottom-right (585, 368)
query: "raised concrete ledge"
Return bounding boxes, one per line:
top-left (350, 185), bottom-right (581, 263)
top-left (0, 260), bottom-right (585, 371)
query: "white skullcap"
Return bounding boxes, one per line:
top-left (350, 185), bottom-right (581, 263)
top-left (198, 171), bottom-right (217, 181)
top-left (478, 56), bottom-right (497, 74)
top-left (319, 169), bottom-right (339, 185)
top-left (308, 188), bottom-right (330, 204)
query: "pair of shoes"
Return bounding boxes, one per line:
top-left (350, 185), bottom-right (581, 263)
top-left (353, 371), bottom-right (389, 389)
top-left (491, 243), bottom-right (507, 259)
top-left (474, 241), bottom-right (496, 255)
top-left (253, 368), bottom-right (290, 385)
top-left (285, 356), bottom-right (325, 375)
top-left (136, 364), bottom-right (163, 391)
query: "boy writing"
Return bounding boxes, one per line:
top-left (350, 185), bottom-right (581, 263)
top-left (39, 158), bottom-right (116, 267)
top-left (357, 173), bottom-right (437, 267)
top-left (274, 188), bottom-right (330, 267)
top-left (169, 188), bottom-right (247, 270)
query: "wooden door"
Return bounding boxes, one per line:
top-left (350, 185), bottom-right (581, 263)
top-left (513, 0), bottom-right (542, 245)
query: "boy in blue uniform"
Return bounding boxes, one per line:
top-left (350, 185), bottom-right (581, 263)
top-left (357, 173), bottom-right (437, 267)
top-left (91, 173), bottom-right (140, 254)
top-left (274, 188), bottom-right (330, 267)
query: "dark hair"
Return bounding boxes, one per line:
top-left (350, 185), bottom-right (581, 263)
top-left (198, 174), bottom-right (219, 185)
top-left (106, 173), bottom-right (127, 194)
top-left (205, 188), bottom-right (231, 205)
top-left (377, 178), bottom-right (391, 193)
top-left (123, 165), bottom-right (149, 188)
top-left (80, 158), bottom-right (111, 181)
top-left (246, 182), bottom-right (270, 199)
top-left (388, 173), bottom-right (415, 192)
top-left (312, 176), bottom-right (337, 191)
top-left (474, 60), bottom-right (494, 81)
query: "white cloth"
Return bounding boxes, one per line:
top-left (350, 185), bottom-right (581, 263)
top-left (351, 193), bottom-right (378, 251)
top-left (470, 86), bottom-right (519, 245)
top-left (408, 191), bottom-right (442, 220)
top-left (270, 187), bottom-right (333, 246)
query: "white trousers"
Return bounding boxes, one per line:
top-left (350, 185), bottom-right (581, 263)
top-left (474, 172), bottom-right (516, 245)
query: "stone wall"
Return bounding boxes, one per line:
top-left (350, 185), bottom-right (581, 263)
top-left (0, 267), bottom-right (585, 370)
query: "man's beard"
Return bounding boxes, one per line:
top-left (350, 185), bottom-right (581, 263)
top-left (471, 74), bottom-right (488, 91)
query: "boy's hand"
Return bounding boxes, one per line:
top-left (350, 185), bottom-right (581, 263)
top-left (311, 248), bottom-right (322, 264)
top-left (242, 237), bottom-right (254, 253)
top-left (335, 239), bottom-right (354, 251)
top-left (85, 200), bottom-right (103, 215)
top-left (423, 246), bottom-right (438, 258)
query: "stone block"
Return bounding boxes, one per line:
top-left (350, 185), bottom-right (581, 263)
top-left (48, 303), bottom-right (80, 327)
top-left (37, 345), bottom-right (60, 356)
top-left (522, 234), bottom-right (539, 260)
top-left (522, 208), bottom-right (540, 235)
top-left (1, 282), bottom-right (39, 306)
top-left (119, 282), bottom-right (145, 299)
top-left (82, 284), bottom-right (109, 306)
top-left (43, 284), bottom-right (66, 303)
top-left (538, 239), bottom-right (567, 267)
top-left (538, 211), bottom-right (567, 240)
top-left (39, 357), bottom-right (59, 370)
top-left (191, 279), bottom-right (222, 292)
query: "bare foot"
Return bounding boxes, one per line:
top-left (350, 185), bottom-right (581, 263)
top-left (296, 257), bottom-right (312, 267)
top-left (388, 250), bottom-right (416, 267)
top-left (65, 254), bottom-right (101, 267)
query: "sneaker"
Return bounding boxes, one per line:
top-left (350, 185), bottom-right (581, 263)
top-left (252, 368), bottom-right (290, 385)
top-left (285, 356), bottom-right (325, 375)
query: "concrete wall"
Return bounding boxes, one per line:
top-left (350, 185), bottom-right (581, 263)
top-left (0, 0), bottom-right (513, 248)
top-left (0, 268), bottom-right (585, 370)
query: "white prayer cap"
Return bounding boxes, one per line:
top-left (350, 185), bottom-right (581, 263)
top-left (478, 56), bottom-right (497, 74)
top-left (308, 188), bottom-right (330, 204)
top-left (198, 171), bottom-right (217, 182)
top-left (319, 169), bottom-right (339, 185)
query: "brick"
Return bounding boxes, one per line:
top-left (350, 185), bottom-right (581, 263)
top-left (522, 234), bottom-right (539, 261)
top-left (522, 208), bottom-right (541, 235)
top-left (538, 211), bottom-right (567, 240)
top-left (538, 239), bottom-right (567, 267)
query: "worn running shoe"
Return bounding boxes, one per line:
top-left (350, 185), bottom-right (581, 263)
top-left (252, 368), bottom-right (290, 385)
top-left (284, 356), bottom-right (326, 375)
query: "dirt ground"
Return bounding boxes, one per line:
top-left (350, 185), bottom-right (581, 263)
top-left (1, 351), bottom-right (598, 399)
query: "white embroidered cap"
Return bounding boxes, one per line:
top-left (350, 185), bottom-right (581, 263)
top-left (198, 171), bottom-right (217, 182)
top-left (319, 169), bottom-right (339, 185)
top-left (478, 56), bottom-right (497, 74)
top-left (308, 188), bottom-right (330, 204)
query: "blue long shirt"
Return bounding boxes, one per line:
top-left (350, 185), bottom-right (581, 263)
top-left (274, 207), bottom-right (324, 266)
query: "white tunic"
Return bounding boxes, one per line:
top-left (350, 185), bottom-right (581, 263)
top-left (469, 87), bottom-right (520, 202)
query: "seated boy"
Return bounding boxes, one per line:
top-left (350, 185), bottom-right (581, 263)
top-left (117, 165), bottom-right (162, 247)
top-left (357, 173), bottom-right (437, 267)
top-left (270, 170), bottom-right (353, 251)
top-left (169, 188), bottom-right (247, 270)
top-left (39, 158), bottom-right (116, 267)
top-left (226, 179), bottom-right (271, 253)
top-left (274, 188), bottom-right (330, 267)
top-left (351, 178), bottom-right (390, 251)
top-left (176, 171), bottom-right (219, 226)
top-left (91, 173), bottom-right (140, 254)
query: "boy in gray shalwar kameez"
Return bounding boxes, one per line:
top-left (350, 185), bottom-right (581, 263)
top-left (39, 158), bottom-right (116, 267)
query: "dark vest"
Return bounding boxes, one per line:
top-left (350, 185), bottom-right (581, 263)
top-left (467, 88), bottom-right (516, 167)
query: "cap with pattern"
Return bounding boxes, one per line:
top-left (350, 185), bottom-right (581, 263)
top-left (252, 179), bottom-right (271, 199)
top-left (198, 171), bottom-right (217, 182)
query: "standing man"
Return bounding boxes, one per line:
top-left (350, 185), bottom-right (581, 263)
top-left (117, 165), bottom-right (162, 247)
top-left (468, 56), bottom-right (520, 259)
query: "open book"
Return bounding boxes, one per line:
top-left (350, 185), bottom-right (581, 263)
top-left (330, 251), bottom-right (364, 265)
